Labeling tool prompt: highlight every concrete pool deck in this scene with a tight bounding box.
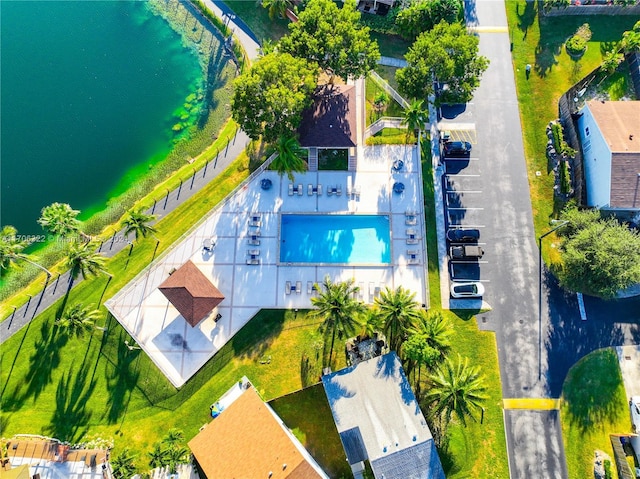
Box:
[106,144,427,387]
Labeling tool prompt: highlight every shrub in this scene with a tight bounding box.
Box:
[604,459,612,479]
[566,23,591,56]
[559,159,571,194]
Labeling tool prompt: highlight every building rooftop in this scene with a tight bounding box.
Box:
[586,100,640,153]
[322,352,445,479]
[298,84,357,148]
[188,384,328,479]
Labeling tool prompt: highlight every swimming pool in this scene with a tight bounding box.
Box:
[280,214,391,264]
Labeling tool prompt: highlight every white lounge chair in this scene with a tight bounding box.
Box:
[285,281,292,294]
[336,186,342,196]
[297,184,304,196]
[247,249,260,256]
[308,184,314,196]
[248,238,260,246]
[406,237,419,245]
[246,258,260,265]
[288,183,294,196]
[316,185,322,196]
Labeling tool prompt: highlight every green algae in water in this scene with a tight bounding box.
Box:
[0,1,204,234]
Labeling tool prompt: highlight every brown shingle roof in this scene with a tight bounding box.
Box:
[586,100,640,153]
[188,387,326,479]
[158,260,224,327]
[610,152,640,208]
[298,84,357,148]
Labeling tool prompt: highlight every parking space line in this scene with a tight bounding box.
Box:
[448,224,486,228]
[444,157,480,161]
[450,260,489,264]
[447,207,484,210]
[446,190,483,194]
[445,174,480,177]
[451,279,491,283]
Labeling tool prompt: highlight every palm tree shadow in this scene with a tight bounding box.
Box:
[515,0,537,39]
[21,321,67,404]
[44,360,96,442]
[105,334,140,424]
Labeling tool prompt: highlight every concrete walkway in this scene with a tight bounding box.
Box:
[1,1,263,345]
[617,346,640,398]
[378,56,407,68]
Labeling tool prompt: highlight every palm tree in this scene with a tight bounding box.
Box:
[310,276,366,366]
[374,286,423,352]
[0,225,52,279]
[56,303,101,338]
[402,99,429,141]
[358,310,382,339]
[162,428,185,447]
[111,448,137,479]
[38,202,87,239]
[65,240,108,287]
[271,134,307,181]
[147,443,167,469]
[425,354,487,428]
[123,207,157,242]
[260,0,294,20]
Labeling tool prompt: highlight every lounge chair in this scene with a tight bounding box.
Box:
[336,186,342,196]
[406,237,419,245]
[406,228,416,236]
[354,185,361,199]
[408,257,420,265]
[247,238,260,246]
[405,216,417,226]
[247,249,260,256]
[297,184,303,196]
[358,282,365,300]
[327,188,334,197]
[316,184,322,196]
[246,258,260,265]
[407,249,419,256]
[296,281,302,294]
[203,238,215,252]
[308,184,314,196]
[288,184,294,196]
[285,281,292,294]
[249,219,262,227]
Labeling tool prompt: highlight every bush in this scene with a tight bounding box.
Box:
[559,159,571,194]
[566,23,591,56]
[603,459,612,479]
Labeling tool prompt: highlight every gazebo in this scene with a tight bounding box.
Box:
[158,260,224,327]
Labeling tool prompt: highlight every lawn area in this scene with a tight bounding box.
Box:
[365,75,405,126]
[561,348,631,479]
[369,31,411,59]
[1,304,347,473]
[270,384,351,479]
[505,1,639,263]
[223,0,290,44]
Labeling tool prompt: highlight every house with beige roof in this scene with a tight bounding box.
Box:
[577,100,640,213]
[188,379,329,479]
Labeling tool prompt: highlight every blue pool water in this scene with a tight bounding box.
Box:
[280,214,391,264]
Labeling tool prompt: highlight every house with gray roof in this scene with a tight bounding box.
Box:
[321,352,446,479]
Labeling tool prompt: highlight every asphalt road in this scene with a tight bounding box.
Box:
[441,2,640,478]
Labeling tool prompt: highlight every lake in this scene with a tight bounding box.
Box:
[1,1,203,236]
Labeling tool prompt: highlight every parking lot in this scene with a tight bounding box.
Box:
[439,118,492,300]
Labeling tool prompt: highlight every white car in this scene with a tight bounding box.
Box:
[631,396,640,432]
[450,281,485,298]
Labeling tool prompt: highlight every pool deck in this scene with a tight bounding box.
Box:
[106,144,427,387]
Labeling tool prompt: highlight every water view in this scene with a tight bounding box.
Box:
[1,1,203,235]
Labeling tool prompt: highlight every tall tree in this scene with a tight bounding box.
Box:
[374,286,423,352]
[260,0,294,19]
[558,214,640,298]
[403,311,452,382]
[396,21,489,104]
[65,241,108,287]
[123,207,157,242]
[279,0,380,81]
[396,0,463,42]
[56,303,101,339]
[425,354,487,427]
[0,225,52,278]
[231,52,318,143]
[111,448,137,479]
[271,134,307,180]
[402,99,429,140]
[310,277,366,366]
[621,20,640,53]
[38,202,87,239]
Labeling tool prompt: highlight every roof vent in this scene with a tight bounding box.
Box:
[282,464,287,470]
[268,472,273,478]
[413,435,417,442]
[383,446,387,453]
[630,134,634,141]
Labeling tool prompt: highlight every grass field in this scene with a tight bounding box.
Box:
[561,348,632,479]
[224,0,290,43]
[505,1,639,264]
[365,76,405,126]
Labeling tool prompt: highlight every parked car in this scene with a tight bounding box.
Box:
[447,228,480,243]
[449,245,484,260]
[443,140,472,157]
[450,281,485,298]
[631,396,640,432]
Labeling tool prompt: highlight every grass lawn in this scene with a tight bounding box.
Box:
[561,348,631,479]
[1,303,347,473]
[505,1,639,264]
[270,384,351,478]
[369,31,411,59]
[223,0,290,44]
[365,76,405,126]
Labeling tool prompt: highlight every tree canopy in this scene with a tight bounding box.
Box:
[231,52,318,143]
[395,0,463,41]
[557,208,640,298]
[279,0,380,81]
[396,21,489,103]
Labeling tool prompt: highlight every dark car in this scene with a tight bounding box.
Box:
[443,141,472,157]
[449,245,484,260]
[446,228,480,243]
